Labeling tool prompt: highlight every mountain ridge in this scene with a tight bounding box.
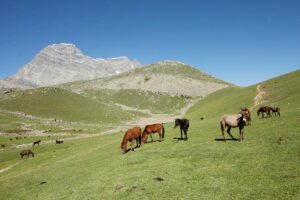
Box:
[0,43,141,89]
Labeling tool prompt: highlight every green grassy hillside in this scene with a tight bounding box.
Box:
[0,87,136,124]
[0,70,299,199]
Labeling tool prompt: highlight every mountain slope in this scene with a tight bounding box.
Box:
[0,43,141,89]
[62,60,231,97]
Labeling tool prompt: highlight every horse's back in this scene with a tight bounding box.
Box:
[221,114,240,127]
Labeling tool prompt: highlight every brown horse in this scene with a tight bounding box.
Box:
[141,123,165,144]
[271,107,280,117]
[257,106,271,118]
[121,126,142,154]
[33,140,41,148]
[220,111,248,142]
[20,149,34,159]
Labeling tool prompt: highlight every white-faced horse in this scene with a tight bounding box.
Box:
[220,110,249,142]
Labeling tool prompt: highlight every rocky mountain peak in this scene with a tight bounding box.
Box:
[0,43,141,89]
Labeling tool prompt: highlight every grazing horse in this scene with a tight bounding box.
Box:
[56,140,64,144]
[20,149,34,159]
[257,106,271,118]
[220,111,248,142]
[174,118,189,140]
[121,126,142,154]
[271,107,280,117]
[32,140,41,148]
[141,123,165,144]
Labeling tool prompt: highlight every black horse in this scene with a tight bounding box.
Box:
[56,140,64,144]
[32,140,41,148]
[174,118,190,140]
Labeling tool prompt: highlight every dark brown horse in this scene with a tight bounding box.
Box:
[56,140,64,144]
[257,106,271,118]
[141,123,165,144]
[174,118,189,140]
[20,149,34,159]
[220,111,248,142]
[271,107,280,117]
[32,140,41,148]
[121,126,142,154]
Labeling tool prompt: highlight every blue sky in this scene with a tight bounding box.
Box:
[0,0,299,86]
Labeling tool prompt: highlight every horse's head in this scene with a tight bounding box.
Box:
[121,129,130,154]
[240,108,251,121]
[141,129,148,145]
[174,119,180,129]
[237,113,248,125]
[30,150,35,157]
[121,140,127,154]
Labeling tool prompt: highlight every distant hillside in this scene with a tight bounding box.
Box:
[0,43,141,89]
[61,60,231,97]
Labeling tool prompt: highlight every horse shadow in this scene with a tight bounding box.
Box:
[173,137,187,141]
[214,138,239,142]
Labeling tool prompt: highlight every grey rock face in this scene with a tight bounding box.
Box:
[1,43,141,88]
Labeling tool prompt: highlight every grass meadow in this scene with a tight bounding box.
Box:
[0,70,299,199]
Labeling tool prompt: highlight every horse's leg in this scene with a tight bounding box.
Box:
[221,122,226,141]
[278,111,280,117]
[131,139,135,152]
[149,133,154,142]
[184,128,188,141]
[227,127,236,140]
[158,130,162,142]
[180,128,183,140]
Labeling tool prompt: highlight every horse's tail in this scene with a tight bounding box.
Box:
[257,109,260,117]
[162,123,165,139]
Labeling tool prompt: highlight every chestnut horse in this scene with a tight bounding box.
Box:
[271,107,280,117]
[20,149,34,159]
[121,126,142,154]
[257,106,271,118]
[141,123,165,144]
[220,110,248,142]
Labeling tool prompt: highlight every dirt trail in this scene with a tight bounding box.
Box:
[9,99,198,149]
[0,98,199,173]
[0,161,22,174]
[254,85,266,107]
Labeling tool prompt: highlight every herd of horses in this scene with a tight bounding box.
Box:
[19,105,280,157]
[19,139,64,159]
[121,105,280,154]
[257,106,281,118]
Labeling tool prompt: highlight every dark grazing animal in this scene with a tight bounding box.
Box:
[121,126,142,154]
[174,118,190,140]
[257,106,272,118]
[220,111,248,142]
[32,140,41,148]
[271,107,280,117]
[141,123,165,144]
[20,149,34,159]
[56,140,64,144]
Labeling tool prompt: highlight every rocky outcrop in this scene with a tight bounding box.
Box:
[0,43,141,88]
